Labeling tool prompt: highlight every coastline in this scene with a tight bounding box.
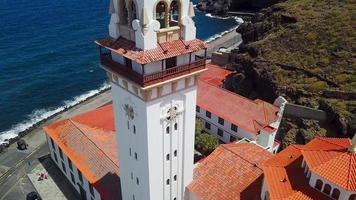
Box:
[0,27,242,147]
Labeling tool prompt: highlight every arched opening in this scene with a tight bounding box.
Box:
[129,0,137,27]
[349,194,356,200]
[323,184,331,195]
[120,0,128,25]
[169,0,180,27]
[331,188,340,200]
[156,1,168,29]
[315,179,323,190]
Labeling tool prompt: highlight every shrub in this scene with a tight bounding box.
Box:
[335,74,351,83]
[195,133,219,156]
[310,81,328,91]
[195,118,204,135]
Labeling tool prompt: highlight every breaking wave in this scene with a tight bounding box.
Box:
[204,16,244,43]
[0,82,110,145]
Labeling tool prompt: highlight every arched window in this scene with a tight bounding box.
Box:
[174,123,178,130]
[315,179,323,190]
[349,194,356,200]
[166,126,170,134]
[169,0,180,27]
[120,0,128,25]
[129,1,137,26]
[156,1,168,29]
[331,188,340,200]
[323,184,331,195]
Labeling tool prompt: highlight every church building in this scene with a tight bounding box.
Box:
[41,0,355,199]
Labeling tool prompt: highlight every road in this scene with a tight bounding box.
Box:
[0,142,48,199]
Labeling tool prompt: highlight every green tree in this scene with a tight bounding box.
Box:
[195,118,204,135]
[195,133,219,156]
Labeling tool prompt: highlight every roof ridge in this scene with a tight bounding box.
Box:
[68,119,119,169]
[347,153,352,190]
[312,152,350,189]
[317,137,350,149]
[199,79,260,105]
[221,144,265,171]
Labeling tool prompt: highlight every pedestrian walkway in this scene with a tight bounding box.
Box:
[27,156,79,200]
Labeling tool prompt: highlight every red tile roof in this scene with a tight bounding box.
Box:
[44,104,275,200]
[262,137,355,200]
[95,36,207,64]
[187,143,273,200]
[300,137,355,191]
[198,65,279,134]
[44,104,121,200]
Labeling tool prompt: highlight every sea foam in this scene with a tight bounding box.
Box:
[0,14,244,145]
[204,16,244,43]
[0,82,110,145]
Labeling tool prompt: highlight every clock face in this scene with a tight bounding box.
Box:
[166,106,178,122]
[123,104,135,120]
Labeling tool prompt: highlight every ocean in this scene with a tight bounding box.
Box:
[0,0,241,143]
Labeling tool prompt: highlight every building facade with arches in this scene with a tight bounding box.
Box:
[261,136,356,200]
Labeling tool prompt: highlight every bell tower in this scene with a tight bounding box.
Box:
[96,0,207,200]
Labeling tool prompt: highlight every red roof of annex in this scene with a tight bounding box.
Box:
[198,65,279,134]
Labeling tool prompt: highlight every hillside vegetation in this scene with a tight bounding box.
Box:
[232,0,355,147]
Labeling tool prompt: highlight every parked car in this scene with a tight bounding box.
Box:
[26,191,41,200]
[17,139,28,150]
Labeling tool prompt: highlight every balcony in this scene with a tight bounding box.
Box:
[100,53,206,87]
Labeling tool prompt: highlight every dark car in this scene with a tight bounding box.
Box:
[17,139,28,150]
[26,191,41,200]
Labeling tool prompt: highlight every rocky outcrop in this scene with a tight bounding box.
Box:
[197,0,283,15]
[228,0,356,146]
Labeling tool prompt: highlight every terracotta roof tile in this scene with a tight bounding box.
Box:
[197,76,279,134]
[44,105,121,200]
[263,137,355,200]
[95,36,207,64]
[188,143,273,200]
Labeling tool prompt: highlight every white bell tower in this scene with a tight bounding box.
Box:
[96,0,207,199]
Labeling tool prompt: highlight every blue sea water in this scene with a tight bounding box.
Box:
[0,0,240,142]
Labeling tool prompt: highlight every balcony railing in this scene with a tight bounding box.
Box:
[100,53,206,87]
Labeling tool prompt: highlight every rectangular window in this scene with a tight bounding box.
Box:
[218,117,224,125]
[196,106,200,113]
[70,173,75,183]
[230,135,237,142]
[205,122,211,130]
[206,111,211,118]
[217,129,223,137]
[89,182,94,196]
[67,157,73,171]
[53,151,58,163]
[77,168,83,183]
[231,124,238,132]
[59,147,64,160]
[61,162,66,173]
[166,56,177,69]
[50,138,55,149]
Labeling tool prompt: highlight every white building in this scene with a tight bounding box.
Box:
[196,64,286,153]
[42,0,356,199]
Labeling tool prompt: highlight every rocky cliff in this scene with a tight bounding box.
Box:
[196,0,281,14]
[228,0,355,147]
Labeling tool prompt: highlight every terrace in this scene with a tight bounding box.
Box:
[100,51,206,87]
